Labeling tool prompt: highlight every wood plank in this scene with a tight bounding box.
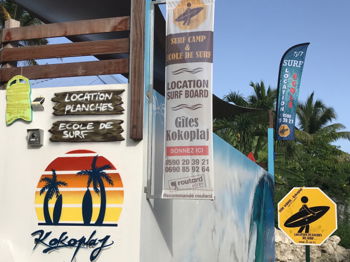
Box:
[1,17,130,43]
[0,39,129,62]
[0,59,129,83]
[129,0,145,141]
[1,19,20,68]
[50,120,124,142]
[52,89,125,116]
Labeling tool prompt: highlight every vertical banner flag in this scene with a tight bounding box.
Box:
[162,0,215,199]
[276,43,309,140]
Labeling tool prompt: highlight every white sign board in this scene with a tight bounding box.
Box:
[163,0,215,199]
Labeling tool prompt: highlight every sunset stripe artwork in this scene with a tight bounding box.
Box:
[35,150,124,226]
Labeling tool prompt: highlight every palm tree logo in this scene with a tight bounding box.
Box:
[77,155,113,225]
[39,169,67,225]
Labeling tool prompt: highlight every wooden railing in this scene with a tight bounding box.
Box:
[0,0,145,140]
[0,17,130,81]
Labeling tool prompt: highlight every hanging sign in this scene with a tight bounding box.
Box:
[49,120,124,142]
[278,187,337,245]
[276,43,309,140]
[52,89,124,115]
[162,0,215,199]
[6,75,32,125]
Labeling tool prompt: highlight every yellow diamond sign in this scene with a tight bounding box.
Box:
[278,187,337,245]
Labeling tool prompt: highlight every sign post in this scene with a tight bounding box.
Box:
[306,245,310,262]
[278,187,337,249]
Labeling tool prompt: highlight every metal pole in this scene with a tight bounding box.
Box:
[305,245,310,262]
[145,0,154,199]
[267,110,275,177]
[268,128,275,177]
[145,0,167,199]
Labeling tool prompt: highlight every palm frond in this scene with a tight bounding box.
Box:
[224,91,249,107]
[101,172,114,186]
[297,92,337,134]
[330,131,350,141]
[96,164,111,172]
[91,155,98,169]
[40,177,53,184]
[320,123,346,133]
[57,181,68,187]
[77,170,91,175]
[39,185,49,195]
[0,1,47,64]
[318,107,336,127]
[295,129,313,143]
[0,4,11,21]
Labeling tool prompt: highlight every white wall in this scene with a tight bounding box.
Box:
[0,84,144,262]
[0,85,274,262]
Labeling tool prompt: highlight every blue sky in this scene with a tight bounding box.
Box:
[213,0,350,153]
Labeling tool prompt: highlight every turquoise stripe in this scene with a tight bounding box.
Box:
[268,128,275,178]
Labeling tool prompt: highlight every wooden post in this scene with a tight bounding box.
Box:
[129,0,145,141]
[1,19,20,69]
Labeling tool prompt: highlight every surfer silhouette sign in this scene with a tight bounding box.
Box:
[175,3,203,26]
[278,187,337,245]
[284,196,329,233]
[173,0,207,30]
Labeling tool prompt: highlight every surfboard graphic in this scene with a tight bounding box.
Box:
[176,6,204,25]
[6,75,32,125]
[284,206,330,228]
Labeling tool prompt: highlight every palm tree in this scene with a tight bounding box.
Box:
[77,155,113,225]
[297,92,350,143]
[39,169,67,224]
[216,81,276,158]
[214,115,260,155]
[224,81,277,110]
[0,0,47,65]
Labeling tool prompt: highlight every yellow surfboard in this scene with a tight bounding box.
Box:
[6,75,32,125]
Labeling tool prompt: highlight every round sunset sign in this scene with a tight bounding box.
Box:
[35,150,124,227]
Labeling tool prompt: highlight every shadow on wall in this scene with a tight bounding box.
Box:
[0,239,14,262]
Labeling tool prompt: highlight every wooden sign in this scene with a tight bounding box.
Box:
[6,75,32,125]
[52,89,124,115]
[49,120,124,142]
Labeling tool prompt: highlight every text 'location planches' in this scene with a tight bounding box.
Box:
[52,90,124,115]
